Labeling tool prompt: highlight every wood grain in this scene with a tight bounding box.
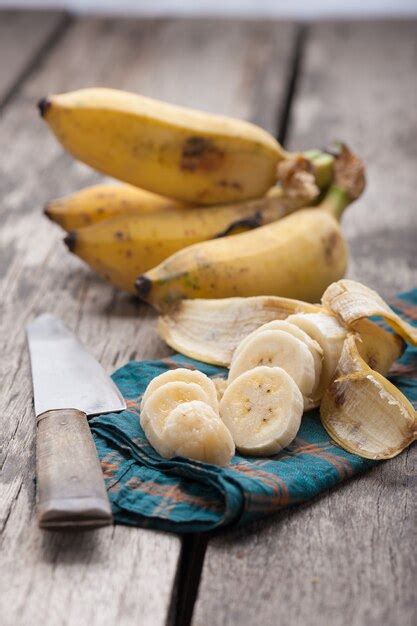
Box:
[193,21,417,626]
[0,16,296,625]
[0,10,67,107]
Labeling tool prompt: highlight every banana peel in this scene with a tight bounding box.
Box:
[158,296,321,366]
[321,334,416,460]
[322,279,417,345]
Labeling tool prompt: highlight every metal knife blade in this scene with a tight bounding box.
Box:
[27,313,126,417]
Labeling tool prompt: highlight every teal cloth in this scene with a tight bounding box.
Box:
[90,290,417,533]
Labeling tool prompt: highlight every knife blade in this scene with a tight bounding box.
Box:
[26,314,126,530]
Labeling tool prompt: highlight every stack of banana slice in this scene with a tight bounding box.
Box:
[156,280,417,463]
[140,368,235,466]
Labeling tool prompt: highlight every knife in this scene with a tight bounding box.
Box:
[26,314,126,530]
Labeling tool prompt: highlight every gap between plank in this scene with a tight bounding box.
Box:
[0,13,73,112]
[276,23,308,146]
[170,533,209,626]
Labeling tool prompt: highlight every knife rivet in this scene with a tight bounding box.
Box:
[60,421,67,426]
[71,476,79,482]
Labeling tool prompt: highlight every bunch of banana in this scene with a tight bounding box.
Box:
[157,279,416,460]
[45,150,333,293]
[39,87,360,302]
[135,145,366,309]
[140,368,234,465]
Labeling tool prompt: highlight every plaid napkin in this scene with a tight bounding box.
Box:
[91,290,417,533]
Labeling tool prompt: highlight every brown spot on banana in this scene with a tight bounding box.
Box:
[180,136,224,172]
[322,230,343,264]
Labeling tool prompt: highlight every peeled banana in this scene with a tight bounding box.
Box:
[141,380,211,456]
[39,88,287,205]
[140,367,218,412]
[164,401,235,466]
[286,312,347,397]
[219,366,303,456]
[136,145,365,310]
[156,278,414,460]
[228,329,316,397]
[140,370,234,464]
[63,186,319,294]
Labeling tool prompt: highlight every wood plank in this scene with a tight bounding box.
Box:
[0,10,67,107]
[0,17,296,626]
[193,21,417,626]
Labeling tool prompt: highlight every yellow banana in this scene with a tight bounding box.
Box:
[64,187,315,294]
[136,145,365,310]
[39,88,286,205]
[45,184,189,230]
[45,151,334,232]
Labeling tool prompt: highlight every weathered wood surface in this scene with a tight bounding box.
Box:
[193,21,417,626]
[0,15,295,626]
[0,11,67,106]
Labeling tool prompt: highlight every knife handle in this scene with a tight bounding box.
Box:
[36,408,113,530]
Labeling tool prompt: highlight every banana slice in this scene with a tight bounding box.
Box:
[213,377,228,403]
[140,381,211,456]
[228,329,316,397]
[164,400,235,465]
[233,320,323,393]
[140,367,218,411]
[219,366,303,455]
[286,312,346,395]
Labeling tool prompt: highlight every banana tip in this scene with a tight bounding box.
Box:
[38,97,51,118]
[64,231,77,252]
[135,275,152,300]
[43,204,53,221]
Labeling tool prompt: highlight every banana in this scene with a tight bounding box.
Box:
[164,401,235,465]
[232,320,323,389]
[140,367,218,412]
[45,184,189,230]
[219,366,303,456]
[228,330,316,398]
[136,145,365,310]
[320,334,416,460]
[286,312,347,396]
[140,381,210,456]
[39,88,286,205]
[63,187,317,294]
[213,378,228,403]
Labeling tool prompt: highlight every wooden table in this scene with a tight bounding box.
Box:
[0,11,416,626]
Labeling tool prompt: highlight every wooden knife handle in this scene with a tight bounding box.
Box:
[36,408,113,530]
